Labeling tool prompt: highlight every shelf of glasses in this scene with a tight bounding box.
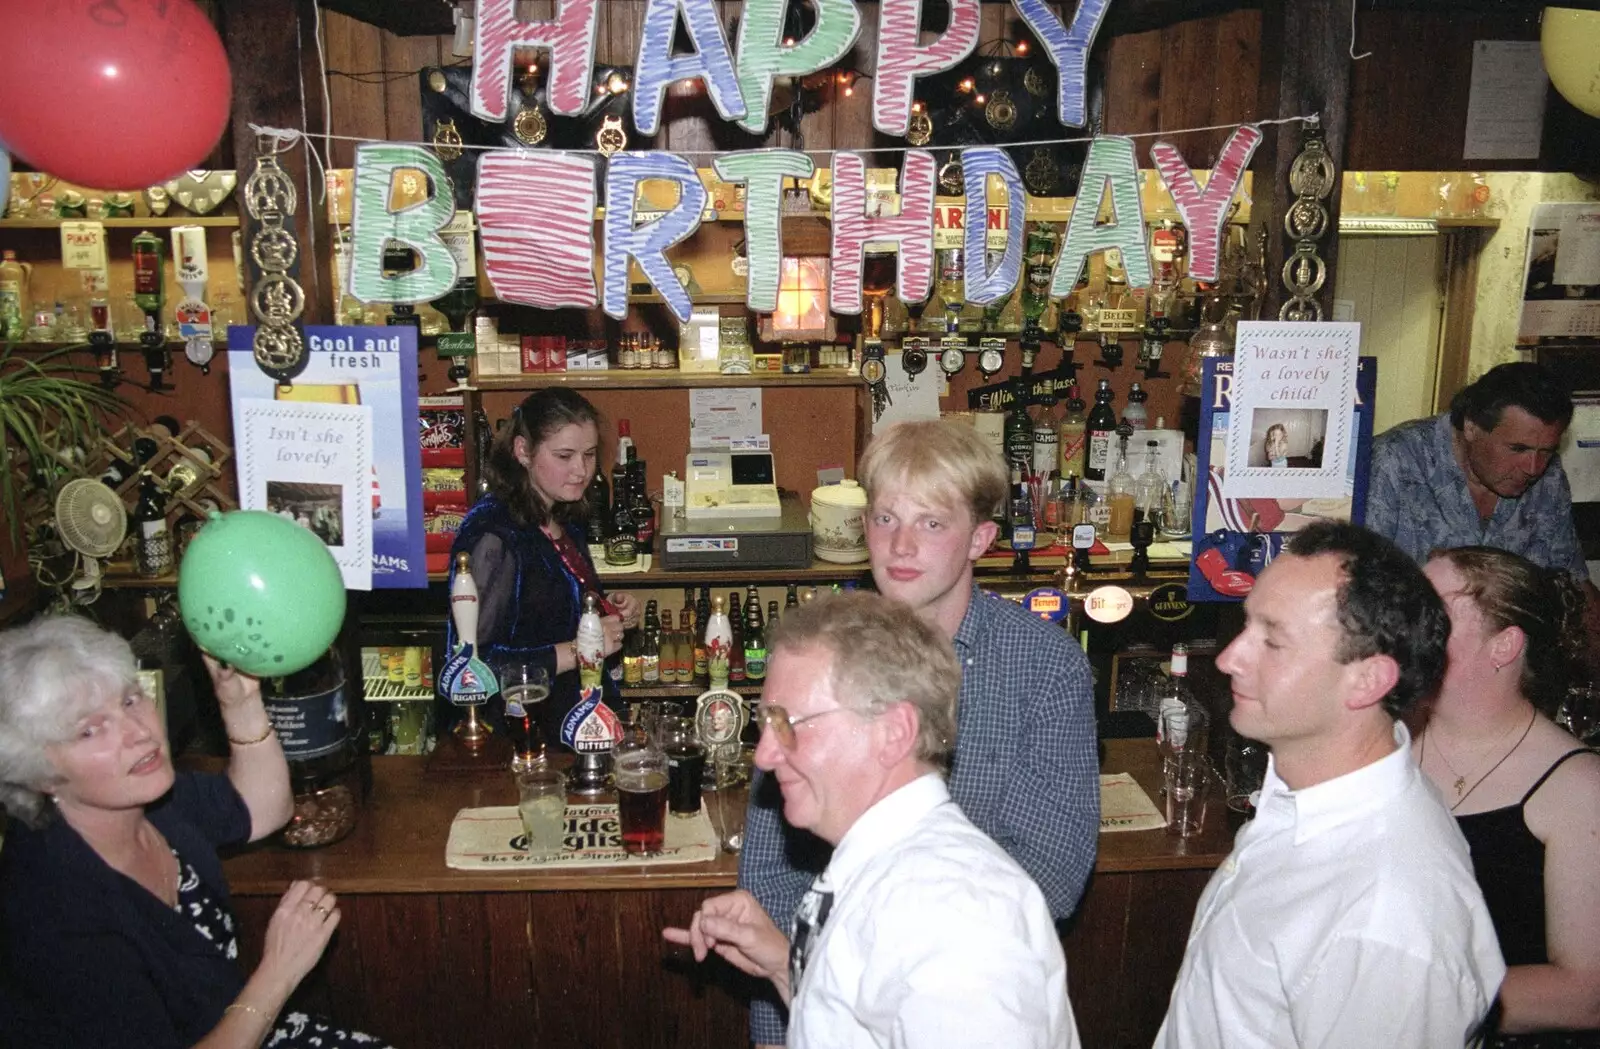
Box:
[0,216,240,229]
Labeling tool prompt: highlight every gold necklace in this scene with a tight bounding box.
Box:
[1424,710,1537,812]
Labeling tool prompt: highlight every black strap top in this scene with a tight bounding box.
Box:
[1455,748,1594,968]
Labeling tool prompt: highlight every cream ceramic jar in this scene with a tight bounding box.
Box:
[810,479,869,564]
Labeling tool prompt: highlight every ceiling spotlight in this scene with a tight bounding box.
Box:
[1015,40,1030,56]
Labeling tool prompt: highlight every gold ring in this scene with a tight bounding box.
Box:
[313,904,331,917]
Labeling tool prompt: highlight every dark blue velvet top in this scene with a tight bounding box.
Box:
[0,772,252,1048]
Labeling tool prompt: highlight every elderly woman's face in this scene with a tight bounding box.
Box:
[45,679,172,815]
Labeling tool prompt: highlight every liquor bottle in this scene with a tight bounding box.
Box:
[1058,384,1088,481]
[1106,434,1137,542]
[704,594,733,689]
[1031,382,1060,480]
[727,590,746,683]
[681,587,697,630]
[644,599,660,636]
[742,585,767,683]
[425,236,473,332]
[1059,273,1087,339]
[615,419,635,469]
[622,629,644,687]
[933,245,965,332]
[131,231,165,319]
[767,599,781,630]
[1084,380,1118,483]
[1008,463,1035,572]
[1155,643,1206,754]
[630,461,656,556]
[584,460,610,544]
[1004,380,1033,473]
[1134,440,1167,526]
[1021,222,1058,333]
[575,593,607,691]
[619,333,638,370]
[1124,383,1148,431]
[785,584,799,611]
[676,608,696,685]
[663,612,685,685]
[696,588,712,635]
[0,250,28,341]
[612,421,634,502]
[605,489,639,567]
[640,618,661,685]
[133,470,173,578]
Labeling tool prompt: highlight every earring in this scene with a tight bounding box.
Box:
[1492,662,1503,673]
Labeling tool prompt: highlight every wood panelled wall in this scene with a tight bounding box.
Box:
[318,5,1589,178]
[320,5,1269,169]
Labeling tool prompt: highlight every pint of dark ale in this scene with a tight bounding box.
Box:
[616,765,668,855]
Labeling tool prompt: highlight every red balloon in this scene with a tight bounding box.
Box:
[0,0,232,190]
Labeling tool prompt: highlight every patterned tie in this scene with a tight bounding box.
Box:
[788,875,835,994]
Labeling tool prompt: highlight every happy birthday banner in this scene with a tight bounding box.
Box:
[343,0,1267,323]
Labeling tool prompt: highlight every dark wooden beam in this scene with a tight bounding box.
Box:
[1251,0,1350,321]
[220,0,334,327]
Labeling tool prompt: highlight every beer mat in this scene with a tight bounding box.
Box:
[445,802,718,870]
[591,550,653,575]
[1098,773,1167,833]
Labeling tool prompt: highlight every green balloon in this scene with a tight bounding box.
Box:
[178,510,347,677]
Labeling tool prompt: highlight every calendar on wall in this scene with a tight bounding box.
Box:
[1519,203,1600,347]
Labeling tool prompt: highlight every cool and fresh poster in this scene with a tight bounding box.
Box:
[1187,353,1377,602]
[228,326,427,589]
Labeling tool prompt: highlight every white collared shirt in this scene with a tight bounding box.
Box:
[788,774,1080,1049]
[1155,722,1505,1049]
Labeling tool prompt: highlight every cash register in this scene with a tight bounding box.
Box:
[685,449,783,519]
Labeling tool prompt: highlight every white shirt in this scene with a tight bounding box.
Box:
[1155,723,1505,1049]
[788,774,1080,1049]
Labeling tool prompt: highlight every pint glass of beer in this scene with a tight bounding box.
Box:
[613,724,668,856]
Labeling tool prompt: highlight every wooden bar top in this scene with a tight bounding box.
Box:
[220,738,1236,896]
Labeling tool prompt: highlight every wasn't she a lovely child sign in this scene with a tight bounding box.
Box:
[343,0,1265,326]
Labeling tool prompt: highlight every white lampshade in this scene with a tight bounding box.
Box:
[1542,7,1600,118]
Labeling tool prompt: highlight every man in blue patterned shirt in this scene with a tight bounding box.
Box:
[1366,362,1598,651]
[738,419,1100,1047]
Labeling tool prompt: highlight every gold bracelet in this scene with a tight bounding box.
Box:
[224,1002,270,1020]
[227,723,275,747]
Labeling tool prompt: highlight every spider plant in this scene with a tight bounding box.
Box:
[0,342,129,546]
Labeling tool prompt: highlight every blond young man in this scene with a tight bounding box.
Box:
[738,420,1099,1047]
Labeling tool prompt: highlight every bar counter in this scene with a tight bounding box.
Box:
[222,739,1235,1049]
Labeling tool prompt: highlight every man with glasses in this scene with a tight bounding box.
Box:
[665,593,1080,1049]
[738,419,1098,1047]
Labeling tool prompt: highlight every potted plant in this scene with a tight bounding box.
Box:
[0,342,129,568]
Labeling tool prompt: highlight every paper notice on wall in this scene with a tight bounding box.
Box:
[873,349,943,434]
[1561,402,1600,503]
[59,221,109,294]
[1463,40,1548,160]
[1224,321,1360,500]
[236,398,374,590]
[689,387,762,448]
[1554,207,1600,288]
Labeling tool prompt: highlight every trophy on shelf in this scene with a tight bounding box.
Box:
[441,551,499,748]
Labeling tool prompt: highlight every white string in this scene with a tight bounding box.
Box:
[1350,0,1372,60]
[314,0,333,194]
[244,112,1319,160]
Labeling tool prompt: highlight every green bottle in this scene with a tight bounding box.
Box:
[131,231,165,320]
